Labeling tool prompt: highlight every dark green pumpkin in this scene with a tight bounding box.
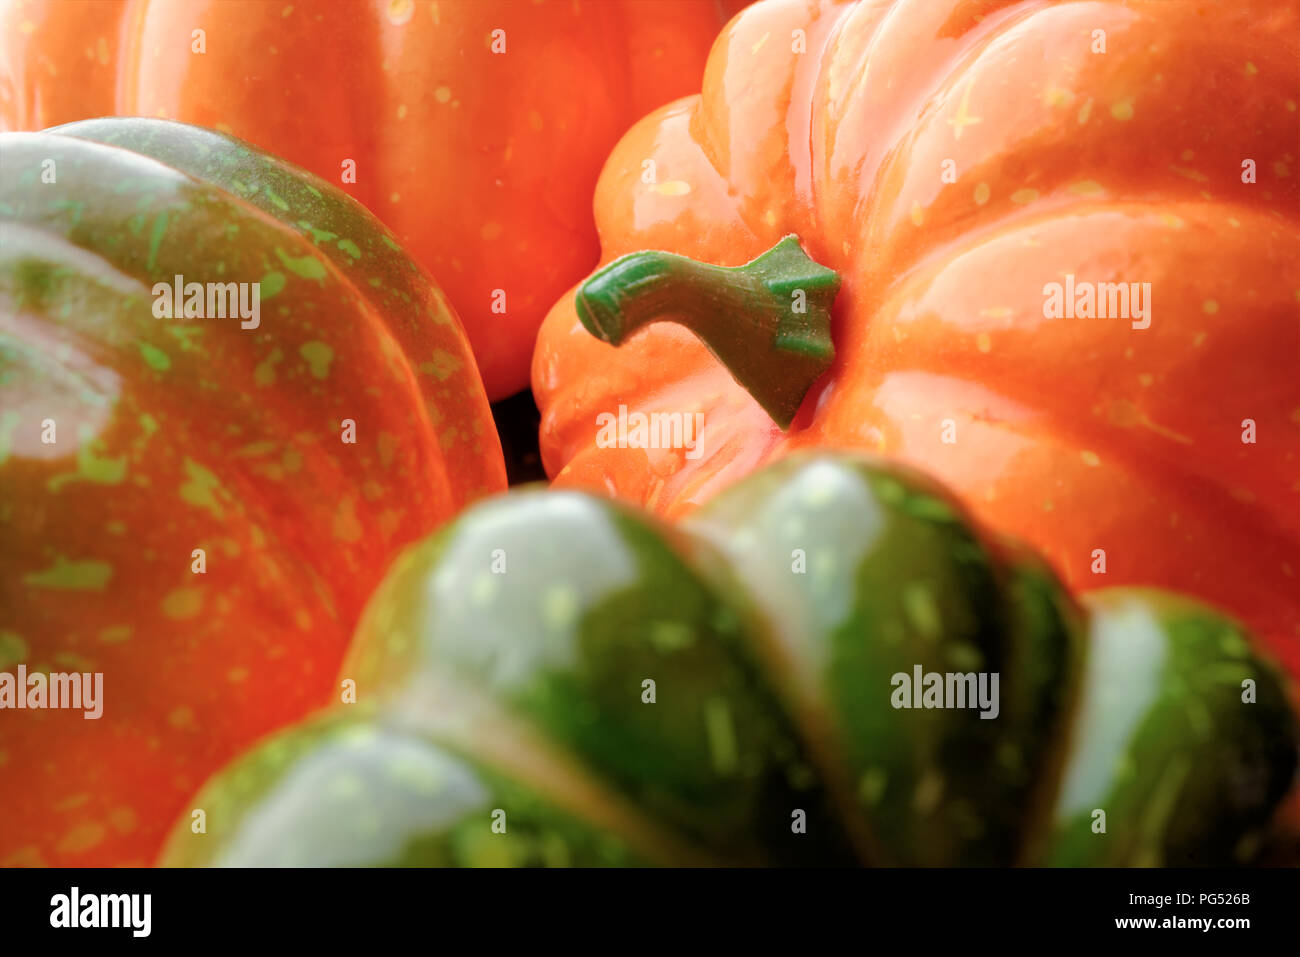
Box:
[159,454,1299,866]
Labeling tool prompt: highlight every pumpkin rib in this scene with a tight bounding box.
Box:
[378,673,721,868]
[49,118,506,503]
[844,367,1300,562]
[816,0,1299,280]
[840,206,1300,537]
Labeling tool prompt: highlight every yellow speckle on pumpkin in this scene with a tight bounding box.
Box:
[1158,212,1184,229]
[480,221,502,240]
[1170,165,1208,183]
[973,182,990,205]
[528,109,544,132]
[1068,180,1104,196]
[947,78,982,139]
[179,458,224,518]
[1273,160,1290,179]
[420,350,461,383]
[978,306,1011,319]
[333,496,363,543]
[434,85,451,104]
[396,104,407,120]
[1193,331,1208,347]
[108,807,138,835]
[1286,99,1297,112]
[254,347,283,387]
[1043,86,1072,107]
[910,202,924,226]
[299,341,334,380]
[976,332,992,353]
[1180,149,1195,161]
[98,625,132,644]
[1202,299,1219,315]
[751,31,770,55]
[1138,373,1154,387]
[58,823,105,855]
[161,587,205,620]
[1110,98,1135,121]
[1081,450,1101,467]
[1077,97,1094,124]
[652,180,691,196]
[913,769,945,814]
[1245,61,1258,75]
[764,209,778,227]
[1010,188,1038,205]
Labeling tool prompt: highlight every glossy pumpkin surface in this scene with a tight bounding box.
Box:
[0,117,505,865]
[160,454,1298,867]
[533,0,1300,679]
[0,0,739,398]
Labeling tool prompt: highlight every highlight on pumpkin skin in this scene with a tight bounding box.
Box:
[574,236,841,429]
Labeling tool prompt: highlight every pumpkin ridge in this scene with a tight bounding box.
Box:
[51,123,473,511]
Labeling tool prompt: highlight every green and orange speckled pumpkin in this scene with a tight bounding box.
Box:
[159,455,1299,867]
[0,117,505,866]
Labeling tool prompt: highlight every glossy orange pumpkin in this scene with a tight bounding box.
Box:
[534,0,1300,677]
[0,0,739,399]
[0,118,504,866]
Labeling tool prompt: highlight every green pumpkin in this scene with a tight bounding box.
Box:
[159,454,1298,867]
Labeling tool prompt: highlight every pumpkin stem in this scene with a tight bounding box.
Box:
[574,235,841,429]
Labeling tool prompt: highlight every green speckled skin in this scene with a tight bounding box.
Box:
[159,706,652,869]
[1041,591,1298,866]
[160,454,1299,867]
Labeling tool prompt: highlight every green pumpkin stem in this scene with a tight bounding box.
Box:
[574,235,841,429]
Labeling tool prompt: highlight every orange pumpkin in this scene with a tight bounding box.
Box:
[534,0,1300,677]
[0,0,739,399]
